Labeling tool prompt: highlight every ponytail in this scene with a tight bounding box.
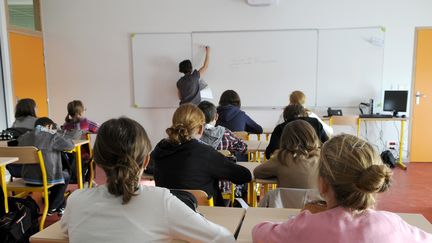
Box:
[94,117,151,204]
[166,104,205,144]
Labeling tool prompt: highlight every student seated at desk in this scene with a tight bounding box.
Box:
[198,101,247,155]
[151,104,252,206]
[6,98,38,177]
[12,98,37,130]
[253,134,432,243]
[276,90,333,137]
[265,104,328,159]
[61,117,235,243]
[62,100,99,139]
[18,117,74,216]
[216,90,263,134]
[254,120,320,189]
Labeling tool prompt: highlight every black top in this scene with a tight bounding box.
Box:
[177,70,201,105]
[151,139,252,206]
[265,117,329,159]
[216,105,263,134]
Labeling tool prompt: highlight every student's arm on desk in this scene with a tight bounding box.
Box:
[244,114,263,134]
[208,151,252,184]
[53,134,75,151]
[166,190,235,243]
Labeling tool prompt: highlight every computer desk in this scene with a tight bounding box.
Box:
[323,116,407,169]
[358,117,408,170]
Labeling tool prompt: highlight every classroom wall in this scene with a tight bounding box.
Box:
[40,0,432,158]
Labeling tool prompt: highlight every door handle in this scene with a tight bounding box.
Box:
[416,91,427,105]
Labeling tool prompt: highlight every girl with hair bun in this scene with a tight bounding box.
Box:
[151,104,252,206]
[61,117,235,242]
[253,134,432,243]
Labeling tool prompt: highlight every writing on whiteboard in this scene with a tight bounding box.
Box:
[230,57,278,69]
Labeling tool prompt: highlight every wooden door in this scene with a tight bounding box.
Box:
[410,28,432,162]
[9,30,48,117]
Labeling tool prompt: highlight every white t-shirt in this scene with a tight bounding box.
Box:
[61,185,234,243]
[276,111,334,137]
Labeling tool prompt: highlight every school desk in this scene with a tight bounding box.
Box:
[0,157,18,213]
[245,140,261,162]
[238,162,277,207]
[236,207,432,242]
[69,140,90,189]
[29,206,246,243]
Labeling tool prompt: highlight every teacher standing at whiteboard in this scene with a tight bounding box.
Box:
[177,46,210,105]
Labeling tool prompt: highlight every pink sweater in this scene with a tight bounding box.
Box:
[252,207,432,243]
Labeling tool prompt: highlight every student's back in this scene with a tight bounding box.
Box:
[253,134,432,243]
[152,138,251,206]
[61,117,235,243]
[64,184,232,243]
[216,90,262,134]
[18,125,74,184]
[62,100,98,139]
[152,104,252,206]
[12,98,37,130]
[265,104,328,159]
[254,120,320,189]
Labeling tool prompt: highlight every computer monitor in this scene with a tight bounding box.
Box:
[383,90,408,117]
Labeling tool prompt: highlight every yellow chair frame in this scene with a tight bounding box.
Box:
[172,189,214,206]
[0,146,52,231]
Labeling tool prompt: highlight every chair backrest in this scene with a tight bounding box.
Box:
[258,188,318,208]
[178,189,213,206]
[233,131,249,141]
[218,150,231,157]
[0,146,40,164]
[329,116,358,126]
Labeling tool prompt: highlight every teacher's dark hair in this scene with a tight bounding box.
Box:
[219,90,241,108]
[179,60,193,74]
[93,117,152,204]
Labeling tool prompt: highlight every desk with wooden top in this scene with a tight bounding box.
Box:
[237,207,432,242]
[0,157,19,213]
[245,141,269,162]
[30,206,246,243]
[238,162,277,207]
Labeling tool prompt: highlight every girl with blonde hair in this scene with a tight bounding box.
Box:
[253,134,432,243]
[276,90,333,137]
[151,104,252,206]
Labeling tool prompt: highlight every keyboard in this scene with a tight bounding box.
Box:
[359,114,393,118]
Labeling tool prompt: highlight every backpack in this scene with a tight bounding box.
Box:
[381,150,396,168]
[0,187,40,243]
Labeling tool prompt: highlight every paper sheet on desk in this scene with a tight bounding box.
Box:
[200,86,213,99]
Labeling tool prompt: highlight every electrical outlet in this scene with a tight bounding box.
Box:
[386,141,398,150]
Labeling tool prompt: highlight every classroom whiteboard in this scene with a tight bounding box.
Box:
[316,28,385,107]
[191,30,318,107]
[132,33,191,108]
[131,27,384,108]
